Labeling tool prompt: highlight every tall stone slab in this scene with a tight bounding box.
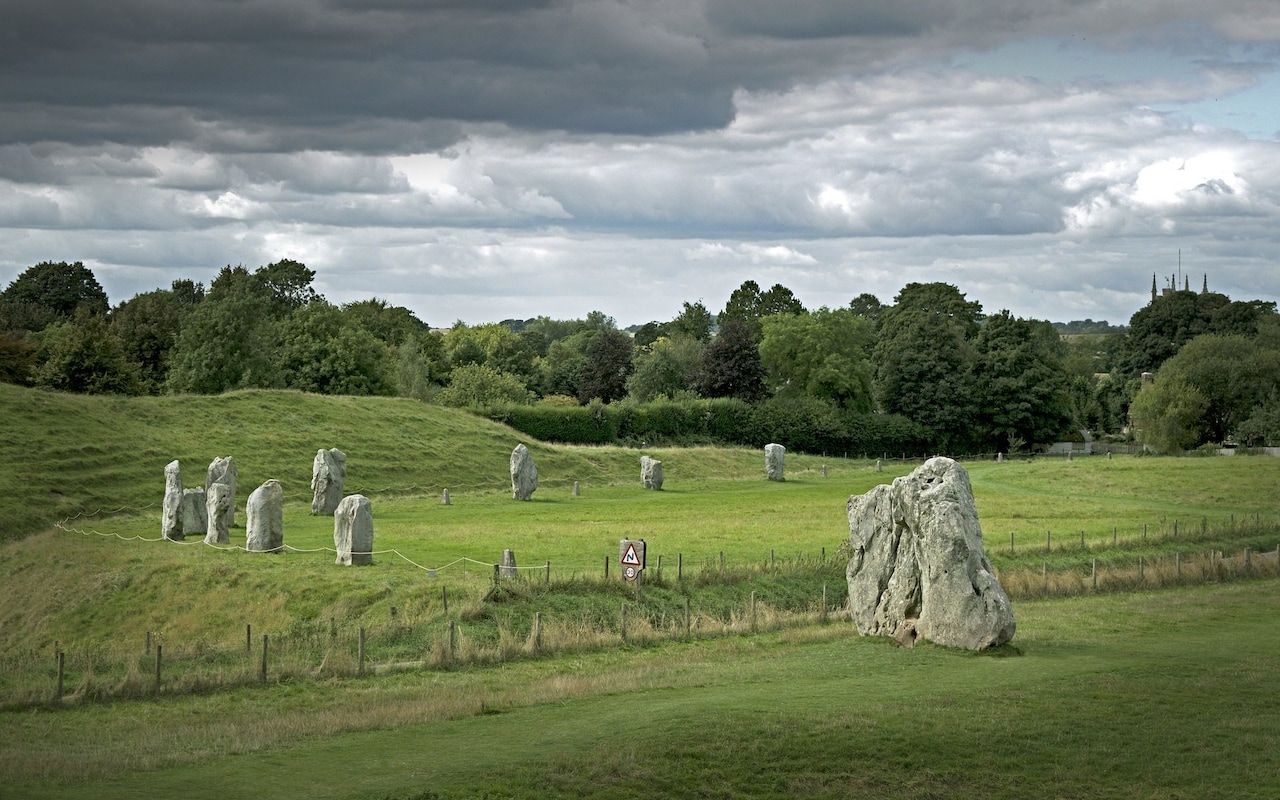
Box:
[162,460,183,540]
[765,443,785,482]
[334,494,373,566]
[245,479,284,553]
[846,457,1015,650]
[205,456,238,529]
[311,448,347,516]
[180,487,208,536]
[641,456,664,490]
[204,482,232,544]
[510,444,538,501]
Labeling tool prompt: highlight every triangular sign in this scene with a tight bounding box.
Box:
[621,542,641,566]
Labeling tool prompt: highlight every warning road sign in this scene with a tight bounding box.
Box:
[618,538,646,580]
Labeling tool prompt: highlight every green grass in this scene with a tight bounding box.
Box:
[6,386,1280,798]
[3,580,1278,799]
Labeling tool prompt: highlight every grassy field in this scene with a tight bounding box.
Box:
[4,386,1280,798]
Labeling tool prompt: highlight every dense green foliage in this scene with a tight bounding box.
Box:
[4,261,1280,453]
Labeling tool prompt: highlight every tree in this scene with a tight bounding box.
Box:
[1151,334,1280,444]
[668,301,715,342]
[0,330,37,385]
[341,298,428,347]
[272,302,392,395]
[627,335,705,402]
[0,261,109,331]
[632,321,666,349]
[696,317,765,403]
[969,311,1072,449]
[1117,289,1231,377]
[1130,376,1209,453]
[256,259,319,312]
[435,363,534,407]
[848,293,884,324]
[758,308,875,411]
[874,283,983,450]
[166,277,275,394]
[34,311,141,395]
[719,280,804,339]
[578,327,633,403]
[110,289,187,393]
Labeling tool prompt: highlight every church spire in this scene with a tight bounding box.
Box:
[1202,273,1208,294]
[1152,273,1157,304]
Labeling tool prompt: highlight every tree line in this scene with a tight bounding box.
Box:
[2,260,1277,454]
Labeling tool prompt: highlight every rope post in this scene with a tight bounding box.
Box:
[259,634,268,684]
[492,563,500,585]
[1046,531,1051,553]
[155,644,162,690]
[533,612,542,653]
[1080,530,1085,549]
[246,623,252,654]
[55,650,64,701]
[656,554,662,582]
[770,549,775,569]
[1010,532,1015,554]
[1091,559,1097,590]
[678,553,683,581]
[358,627,366,676]
[604,555,609,580]
[545,560,551,584]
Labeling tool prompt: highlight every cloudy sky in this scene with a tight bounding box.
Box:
[3,0,1280,327]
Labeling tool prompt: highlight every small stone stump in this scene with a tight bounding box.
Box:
[311,448,347,516]
[510,444,538,501]
[499,548,518,578]
[641,456,664,490]
[765,443,785,482]
[205,456,238,529]
[204,482,232,544]
[245,480,284,553]
[180,487,208,536]
[334,494,373,566]
[162,460,183,540]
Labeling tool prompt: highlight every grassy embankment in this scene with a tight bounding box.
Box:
[3,384,1280,797]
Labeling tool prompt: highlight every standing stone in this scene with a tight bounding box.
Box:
[204,482,232,544]
[245,480,284,553]
[765,443,785,482]
[845,457,1015,650]
[442,488,451,505]
[205,456,238,529]
[641,456,664,490]
[334,494,373,566]
[180,487,208,536]
[310,448,347,516]
[510,444,538,501]
[499,548,518,578]
[162,460,183,540]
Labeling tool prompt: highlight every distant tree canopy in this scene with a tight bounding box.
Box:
[9,260,1280,455]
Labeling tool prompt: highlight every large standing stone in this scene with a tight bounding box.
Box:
[180,487,208,536]
[499,548,518,578]
[641,456,664,490]
[765,443,785,482]
[510,444,538,501]
[245,479,284,553]
[162,460,183,540]
[334,494,373,566]
[205,456,238,529]
[311,448,347,516]
[845,456,1015,650]
[204,482,232,545]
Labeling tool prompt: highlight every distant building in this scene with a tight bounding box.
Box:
[1151,272,1208,303]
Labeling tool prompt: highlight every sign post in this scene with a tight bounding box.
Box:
[619,538,646,582]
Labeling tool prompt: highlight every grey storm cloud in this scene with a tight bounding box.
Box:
[3,0,1280,326]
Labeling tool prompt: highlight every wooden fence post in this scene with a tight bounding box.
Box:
[678,553,683,581]
[259,634,268,684]
[604,555,609,580]
[1091,559,1097,590]
[545,560,551,584]
[55,650,64,700]
[1010,532,1015,554]
[246,623,252,654]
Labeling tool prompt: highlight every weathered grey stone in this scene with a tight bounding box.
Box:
[245,480,284,553]
[765,443,785,481]
[641,456,664,490]
[162,460,183,540]
[499,548,518,578]
[205,456,238,529]
[334,494,373,566]
[204,482,232,544]
[510,444,538,501]
[845,456,1015,651]
[180,487,208,536]
[311,448,347,515]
